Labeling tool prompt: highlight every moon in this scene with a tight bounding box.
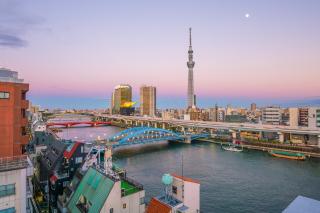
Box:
[245,13,250,18]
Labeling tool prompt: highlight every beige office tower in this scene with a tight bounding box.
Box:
[140,85,156,117]
[111,84,132,114]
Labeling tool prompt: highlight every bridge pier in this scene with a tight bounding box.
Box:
[278,132,284,143]
[184,136,192,144]
[318,135,320,148]
[230,130,237,140]
[255,131,262,140]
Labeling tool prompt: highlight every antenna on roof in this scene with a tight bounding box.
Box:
[181,150,184,179]
[181,150,185,204]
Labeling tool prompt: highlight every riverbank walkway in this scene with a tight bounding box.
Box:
[199,138,320,158]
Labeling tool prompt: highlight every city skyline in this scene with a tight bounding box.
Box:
[1,0,320,109]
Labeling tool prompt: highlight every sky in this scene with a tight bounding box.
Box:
[0,0,320,109]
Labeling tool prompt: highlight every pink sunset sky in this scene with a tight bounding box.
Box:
[0,0,319,108]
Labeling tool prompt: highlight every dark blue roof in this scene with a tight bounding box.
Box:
[283,196,320,213]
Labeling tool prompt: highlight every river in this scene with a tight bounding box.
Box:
[56,124,320,213]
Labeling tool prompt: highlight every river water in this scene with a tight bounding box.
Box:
[56,125,320,213]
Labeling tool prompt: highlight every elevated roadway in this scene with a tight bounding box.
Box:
[96,115,320,135]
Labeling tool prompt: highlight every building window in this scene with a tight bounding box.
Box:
[172,185,177,194]
[0,207,16,213]
[21,127,27,136]
[76,195,91,213]
[75,157,83,164]
[109,208,113,213]
[0,184,15,198]
[0,92,10,99]
[21,91,26,100]
[139,197,145,205]
[123,203,126,209]
[63,181,69,187]
[21,109,26,118]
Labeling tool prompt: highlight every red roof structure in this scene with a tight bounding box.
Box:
[63,142,80,159]
[146,197,171,213]
[171,173,200,184]
[50,175,58,184]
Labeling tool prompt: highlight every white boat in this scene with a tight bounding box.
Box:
[222,146,243,152]
[221,143,243,152]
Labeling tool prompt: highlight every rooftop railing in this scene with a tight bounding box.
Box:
[0,155,30,172]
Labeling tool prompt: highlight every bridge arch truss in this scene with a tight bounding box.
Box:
[110,127,184,147]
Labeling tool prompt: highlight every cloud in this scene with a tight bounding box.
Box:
[0,33,27,47]
[0,1,44,48]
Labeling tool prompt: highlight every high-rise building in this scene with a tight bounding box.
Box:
[0,68,29,157]
[0,68,33,213]
[298,108,309,127]
[140,85,156,117]
[307,107,320,129]
[289,108,299,127]
[209,104,219,122]
[187,28,196,109]
[218,110,225,122]
[226,104,232,116]
[111,84,132,114]
[290,107,320,128]
[262,106,281,125]
[251,103,257,111]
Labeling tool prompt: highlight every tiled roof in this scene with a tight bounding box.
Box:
[67,167,114,213]
[146,197,171,213]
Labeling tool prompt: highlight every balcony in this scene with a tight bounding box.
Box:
[21,100,29,109]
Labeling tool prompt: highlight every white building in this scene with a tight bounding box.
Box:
[65,167,145,213]
[218,110,225,122]
[289,107,320,129]
[289,108,299,127]
[0,156,34,213]
[308,107,320,129]
[147,173,200,213]
[262,106,281,125]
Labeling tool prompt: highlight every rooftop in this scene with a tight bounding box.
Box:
[0,155,30,172]
[171,173,200,184]
[146,197,171,213]
[156,195,182,208]
[121,179,142,197]
[283,196,320,213]
[0,68,24,83]
[67,167,115,213]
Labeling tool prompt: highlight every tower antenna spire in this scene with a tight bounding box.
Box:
[189,27,192,46]
[187,27,195,108]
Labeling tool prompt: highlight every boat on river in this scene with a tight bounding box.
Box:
[221,143,243,152]
[269,150,306,160]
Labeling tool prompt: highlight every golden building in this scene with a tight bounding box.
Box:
[111,84,132,114]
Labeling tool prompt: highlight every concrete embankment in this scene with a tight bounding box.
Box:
[198,138,320,158]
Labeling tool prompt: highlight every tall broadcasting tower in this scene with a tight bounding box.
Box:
[187,28,196,108]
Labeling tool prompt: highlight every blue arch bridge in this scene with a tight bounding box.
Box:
[108,127,210,148]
